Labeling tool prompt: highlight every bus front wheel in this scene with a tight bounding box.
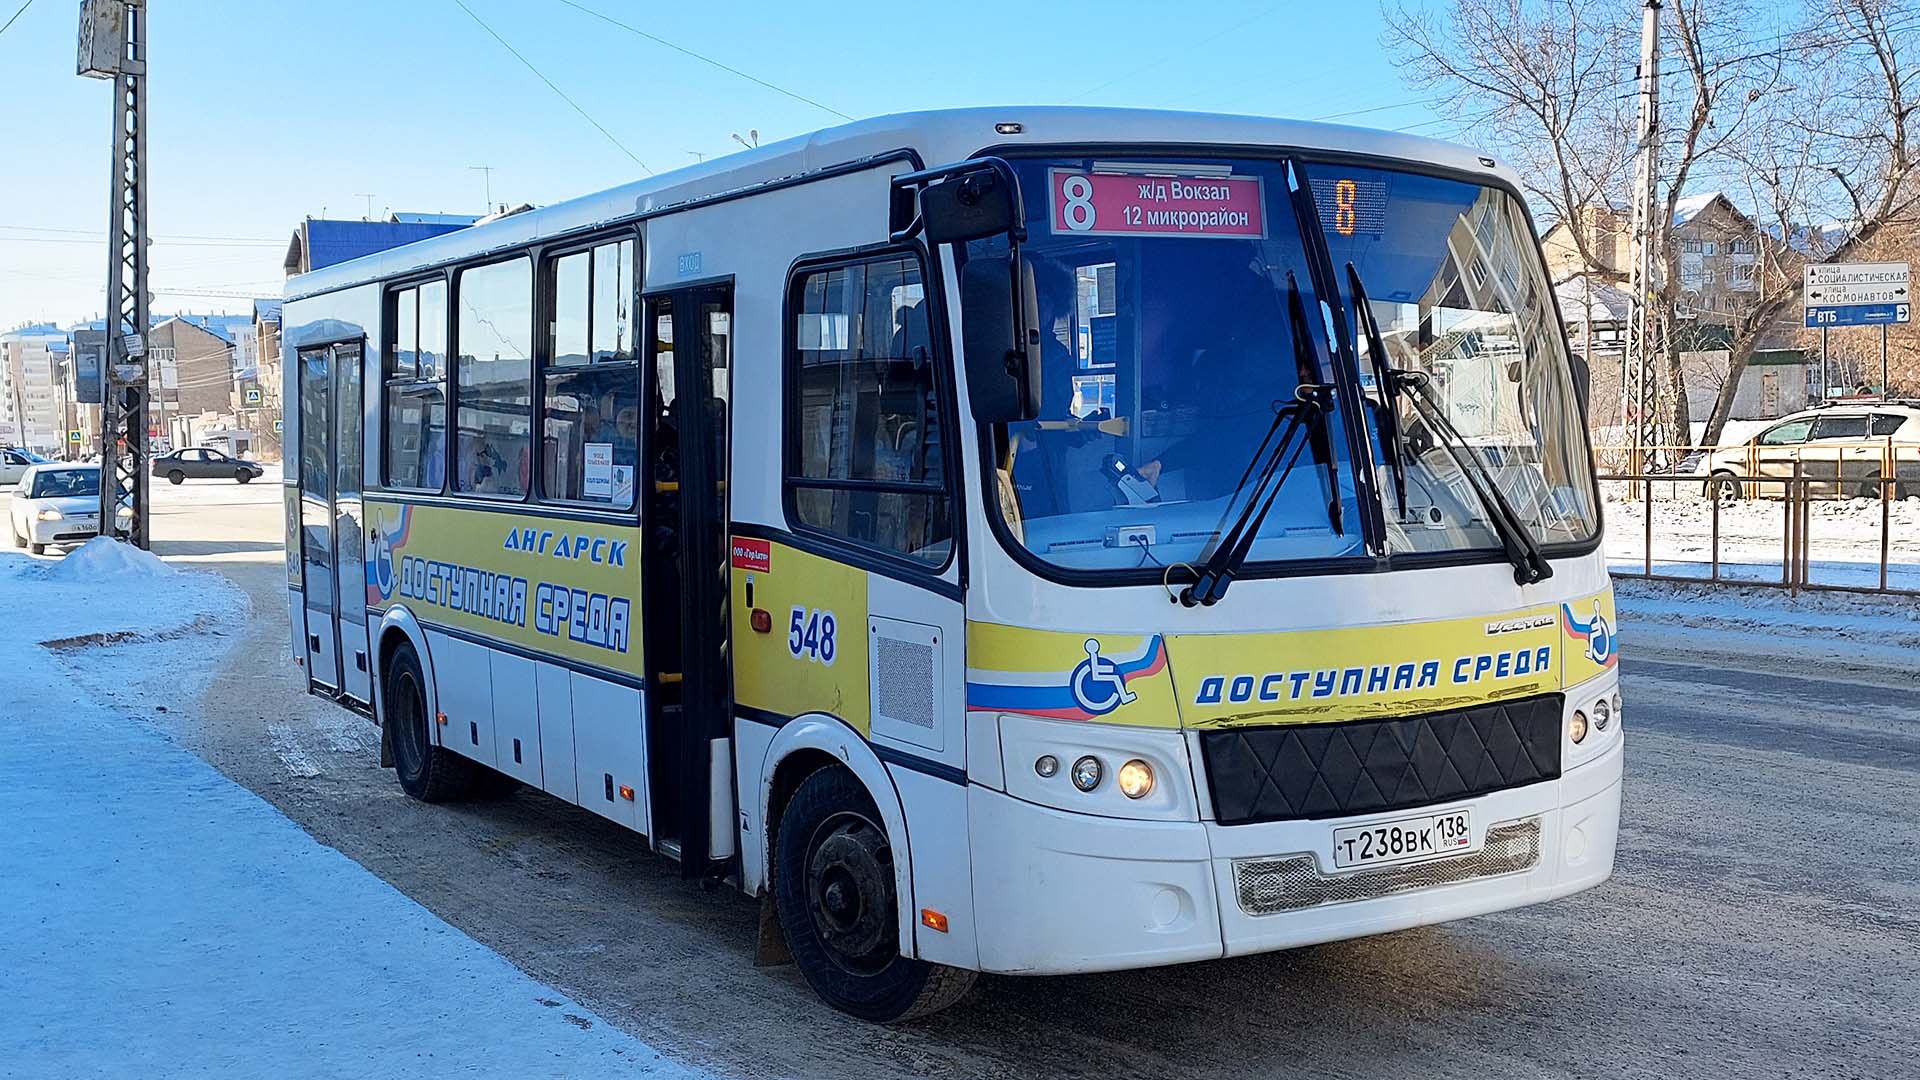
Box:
[384,639,488,802]
[773,766,975,1022]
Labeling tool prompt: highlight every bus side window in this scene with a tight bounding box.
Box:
[384,280,448,490]
[454,257,534,499]
[786,252,952,567]
[541,237,639,506]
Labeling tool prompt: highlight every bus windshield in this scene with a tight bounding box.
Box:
[973,153,1596,577]
[1307,163,1598,556]
[974,155,1363,574]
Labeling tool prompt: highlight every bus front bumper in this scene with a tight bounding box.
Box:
[966,736,1621,975]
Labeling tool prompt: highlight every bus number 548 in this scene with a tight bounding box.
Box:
[788,607,837,665]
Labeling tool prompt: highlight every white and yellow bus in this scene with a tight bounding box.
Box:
[283,108,1621,1022]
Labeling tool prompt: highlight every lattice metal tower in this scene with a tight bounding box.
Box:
[79,0,150,546]
[1623,0,1667,470]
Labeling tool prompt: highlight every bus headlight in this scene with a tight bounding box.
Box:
[1592,697,1611,731]
[1070,755,1102,792]
[1569,709,1589,744]
[1117,759,1154,799]
[1034,754,1059,778]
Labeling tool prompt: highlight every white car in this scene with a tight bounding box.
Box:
[1696,403,1920,500]
[0,447,51,487]
[8,464,109,554]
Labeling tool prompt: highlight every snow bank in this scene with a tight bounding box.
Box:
[1616,576,1920,669]
[0,543,706,1078]
[1603,483,1920,591]
[42,535,176,581]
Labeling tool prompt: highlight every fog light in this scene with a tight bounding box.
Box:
[1117,759,1154,799]
[1070,755,1102,792]
[1034,754,1059,778]
[1569,710,1589,744]
[1592,697,1611,731]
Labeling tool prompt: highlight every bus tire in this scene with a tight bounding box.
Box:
[383,639,487,803]
[773,765,976,1022]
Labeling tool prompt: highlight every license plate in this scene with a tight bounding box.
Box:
[1332,809,1473,870]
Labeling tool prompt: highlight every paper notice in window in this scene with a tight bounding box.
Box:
[584,442,613,498]
[611,464,634,506]
[1050,168,1266,239]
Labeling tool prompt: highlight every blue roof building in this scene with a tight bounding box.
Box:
[284,214,479,276]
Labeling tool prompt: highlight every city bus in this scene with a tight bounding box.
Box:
[282,108,1621,1022]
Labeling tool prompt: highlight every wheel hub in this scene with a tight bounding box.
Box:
[805,813,896,975]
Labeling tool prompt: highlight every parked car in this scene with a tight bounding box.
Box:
[151,446,265,485]
[0,446,51,487]
[8,464,114,554]
[1694,403,1920,500]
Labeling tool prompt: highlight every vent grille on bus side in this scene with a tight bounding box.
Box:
[874,635,936,730]
[1200,694,1563,825]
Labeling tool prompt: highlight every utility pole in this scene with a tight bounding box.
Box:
[79,0,150,547]
[1624,0,1665,470]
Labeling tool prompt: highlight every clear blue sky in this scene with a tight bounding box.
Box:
[0,0,1450,329]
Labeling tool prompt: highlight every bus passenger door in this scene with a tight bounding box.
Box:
[642,283,734,876]
[296,345,340,693]
[331,341,371,701]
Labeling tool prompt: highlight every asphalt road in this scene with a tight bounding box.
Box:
[23,479,1920,1079]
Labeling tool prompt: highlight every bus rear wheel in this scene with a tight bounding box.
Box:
[773,766,975,1022]
[383,639,488,802]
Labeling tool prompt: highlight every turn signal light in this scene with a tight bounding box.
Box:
[618,784,635,801]
[750,608,772,633]
[921,908,949,933]
[436,711,448,725]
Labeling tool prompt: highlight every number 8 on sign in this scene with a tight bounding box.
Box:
[1334,178,1358,236]
[1061,175,1096,231]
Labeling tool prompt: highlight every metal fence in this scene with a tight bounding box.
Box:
[1598,445,1920,596]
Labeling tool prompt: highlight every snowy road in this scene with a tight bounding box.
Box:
[8,478,1918,1078]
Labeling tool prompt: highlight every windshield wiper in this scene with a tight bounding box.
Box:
[1404,373,1553,585]
[1346,264,1409,518]
[1344,264,1550,585]
[1179,273,1342,607]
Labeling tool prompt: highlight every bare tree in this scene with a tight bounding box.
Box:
[1383,0,1781,446]
[1383,0,1638,279]
[1700,0,1920,441]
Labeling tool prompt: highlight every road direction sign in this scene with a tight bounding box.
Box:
[1805,302,1910,328]
[1805,261,1910,327]
[1806,261,1909,287]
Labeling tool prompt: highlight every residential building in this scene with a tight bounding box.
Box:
[0,323,69,454]
[1541,192,1811,423]
[283,213,478,276]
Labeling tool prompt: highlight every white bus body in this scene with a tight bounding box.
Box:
[283,108,1621,1021]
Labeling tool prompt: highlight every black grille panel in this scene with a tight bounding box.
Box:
[1200,694,1563,825]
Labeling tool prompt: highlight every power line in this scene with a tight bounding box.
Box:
[448,0,652,174]
[0,0,37,40]
[552,0,853,122]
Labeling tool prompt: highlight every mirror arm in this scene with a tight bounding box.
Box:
[888,156,1027,244]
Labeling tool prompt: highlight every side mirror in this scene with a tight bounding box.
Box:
[918,171,1019,246]
[1568,352,1590,414]
[960,255,1041,424]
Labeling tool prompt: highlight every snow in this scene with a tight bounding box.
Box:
[43,535,176,580]
[0,547,707,1079]
[1614,575,1920,670]
[1601,482,1920,591]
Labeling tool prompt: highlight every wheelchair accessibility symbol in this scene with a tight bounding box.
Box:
[1070,638,1137,716]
